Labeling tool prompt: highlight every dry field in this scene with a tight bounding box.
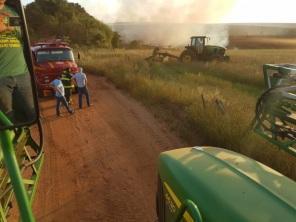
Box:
[77,39,296,179]
[229,36,296,49]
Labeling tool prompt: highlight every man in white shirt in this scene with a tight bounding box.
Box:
[72,67,91,109]
[51,76,74,116]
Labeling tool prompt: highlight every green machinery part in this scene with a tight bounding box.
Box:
[157,147,296,222]
[253,64,296,156]
[0,111,44,221]
[175,199,203,222]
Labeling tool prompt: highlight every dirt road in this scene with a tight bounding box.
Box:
[32,74,184,222]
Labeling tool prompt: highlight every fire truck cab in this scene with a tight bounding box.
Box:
[31,40,79,96]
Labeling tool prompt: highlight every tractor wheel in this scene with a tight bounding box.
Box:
[180,50,194,63]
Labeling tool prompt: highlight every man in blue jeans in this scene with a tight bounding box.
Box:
[72,67,91,109]
[50,77,74,116]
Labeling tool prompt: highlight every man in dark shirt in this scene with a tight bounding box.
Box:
[61,68,74,104]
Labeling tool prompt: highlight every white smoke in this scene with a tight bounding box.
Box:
[112,23,230,47]
[107,0,234,47]
[69,0,234,47]
[112,0,235,23]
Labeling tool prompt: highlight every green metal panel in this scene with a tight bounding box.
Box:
[158,147,296,222]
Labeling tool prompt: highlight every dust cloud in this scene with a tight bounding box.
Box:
[109,0,235,47]
[112,23,230,47]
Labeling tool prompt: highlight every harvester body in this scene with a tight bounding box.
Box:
[31,40,79,96]
[180,36,229,62]
[157,147,296,222]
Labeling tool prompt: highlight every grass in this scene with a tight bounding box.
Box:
[78,48,296,179]
[163,49,296,89]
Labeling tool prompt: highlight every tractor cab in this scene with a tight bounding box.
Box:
[190,36,208,54]
[180,36,229,63]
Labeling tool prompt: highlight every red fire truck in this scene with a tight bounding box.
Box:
[31,40,79,96]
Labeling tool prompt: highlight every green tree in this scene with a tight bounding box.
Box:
[111,32,122,48]
[25,0,116,47]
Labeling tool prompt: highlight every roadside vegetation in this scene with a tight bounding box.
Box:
[79,48,296,179]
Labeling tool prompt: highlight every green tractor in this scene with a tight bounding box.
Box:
[180,36,230,63]
[156,64,296,221]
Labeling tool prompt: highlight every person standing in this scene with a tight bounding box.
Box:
[72,67,91,109]
[50,76,74,116]
[61,68,74,104]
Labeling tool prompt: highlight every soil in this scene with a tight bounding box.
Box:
[31,75,184,222]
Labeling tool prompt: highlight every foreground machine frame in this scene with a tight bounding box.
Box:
[0,112,44,221]
[157,147,296,222]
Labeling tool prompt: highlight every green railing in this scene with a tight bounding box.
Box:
[0,111,44,221]
[175,199,203,222]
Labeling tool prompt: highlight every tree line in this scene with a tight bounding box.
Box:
[25,0,121,48]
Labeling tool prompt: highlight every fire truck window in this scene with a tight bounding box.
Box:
[0,0,37,129]
[36,49,74,63]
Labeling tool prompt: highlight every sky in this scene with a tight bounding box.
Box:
[22,0,296,23]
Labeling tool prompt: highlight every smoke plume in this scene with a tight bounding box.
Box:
[112,23,230,47]
[108,0,235,47]
[113,0,235,23]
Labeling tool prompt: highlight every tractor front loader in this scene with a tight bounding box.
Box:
[145,47,179,63]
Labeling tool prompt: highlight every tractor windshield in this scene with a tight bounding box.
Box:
[191,38,197,46]
[191,38,205,47]
[36,49,74,63]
